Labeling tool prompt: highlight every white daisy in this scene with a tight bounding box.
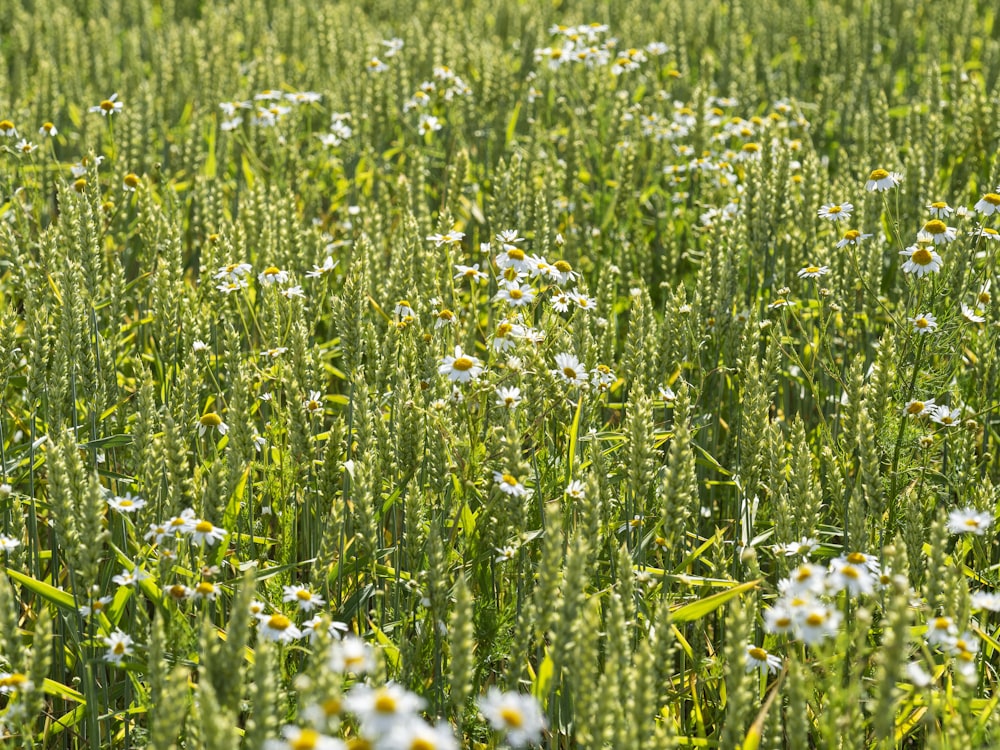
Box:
[438,346,484,383]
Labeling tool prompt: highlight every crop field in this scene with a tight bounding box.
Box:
[1,0,1000,747]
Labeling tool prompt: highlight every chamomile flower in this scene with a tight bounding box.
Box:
[744,645,782,674]
[973,192,1000,216]
[903,398,935,417]
[39,122,57,137]
[495,386,522,409]
[78,594,112,617]
[418,114,443,135]
[344,683,426,737]
[14,138,37,154]
[817,202,853,222]
[197,412,229,436]
[929,404,961,427]
[899,245,943,276]
[122,173,140,191]
[973,225,1000,242]
[572,293,597,310]
[946,508,993,535]
[478,689,546,748]
[258,613,304,643]
[215,262,253,281]
[780,563,827,597]
[836,229,873,247]
[909,313,937,334]
[865,168,902,192]
[258,266,289,285]
[434,308,457,328]
[426,231,465,247]
[796,604,842,644]
[107,492,146,514]
[797,265,829,279]
[112,566,150,587]
[366,57,389,73]
[328,635,376,674]
[90,93,123,116]
[264,727,344,750]
[925,616,957,646]
[191,581,220,601]
[438,346,484,383]
[306,256,338,278]
[918,220,958,245]
[189,519,227,546]
[493,471,530,498]
[763,602,796,635]
[454,263,488,283]
[827,556,876,596]
[961,304,985,323]
[0,120,16,137]
[553,352,589,386]
[0,535,20,552]
[971,591,1000,612]
[380,718,459,750]
[282,584,325,612]
[103,630,134,663]
[927,201,954,218]
[495,546,518,562]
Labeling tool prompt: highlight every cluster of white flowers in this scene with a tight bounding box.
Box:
[763,553,885,645]
[144,507,228,547]
[533,23,667,77]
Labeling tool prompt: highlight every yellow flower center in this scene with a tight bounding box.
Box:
[795,568,813,582]
[742,142,760,152]
[437,309,453,321]
[73,178,87,192]
[804,266,820,274]
[805,613,825,627]
[42,122,55,132]
[869,168,889,180]
[502,473,518,486]
[452,356,474,371]
[113,642,126,654]
[100,100,116,112]
[923,220,947,235]
[289,728,319,750]
[509,288,523,300]
[411,739,435,750]
[374,692,397,713]
[826,206,842,214]
[933,617,951,630]
[983,228,999,237]
[842,565,860,579]
[0,120,14,131]
[497,323,512,337]
[195,520,214,533]
[507,248,525,261]
[120,499,134,507]
[983,193,1000,206]
[931,201,948,208]
[500,707,524,728]
[296,589,313,601]
[914,318,929,328]
[123,173,140,188]
[200,413,222,427]
[262,266,281,276]
[846,552,866,564]
[747,647,768,660]
[169,585,188,599]
[562,367,578,379]
[195,582,215,595]
[775,615,792,628]
[911,248,933,265]
[965,518,980,528]
[267,614,291,630]
[554,260,572,273]
[0,673,28,689]
[843,230,860,241]
[321,697,342,716]
[979,291,991,304]
[906,402,925,414]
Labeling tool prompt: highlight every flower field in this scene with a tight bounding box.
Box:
[2,0,1000,747]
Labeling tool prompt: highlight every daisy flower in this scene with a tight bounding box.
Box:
[258,266,289,285]
[166,584,192,603]
[899,245,943,276]
[553,352,589,386]
[495,545,518,562]
[306,256,337,278]
[283,584,326,612]
[903,398,935,417]
[925,615,957,646]
[917,220,958,245]
[39,122,57,137]
[927,201,954,218]
[797,265,829,279]
[971,591,1000,612]
[366,57,389,73]
[0,120,16,137]
[827,556,876,596]
[189,519,227,546]
[946,508,993,535]
[264,726,345,750]
[961,304,985,323]
[112,567,150,587]
[304,390,324,413]
[15,138,37,154]
[493,471,530,498]
[973,192,1000,216]
[191,581,219,601]
[328,635,376,674]
[103,630,134,663]
[478,689,546,748]
[89,93,123,116]
[380,718,458,750]
[836,229,873,247]
[426,231,465,247]
[565,480,586,500]
[865,168,902,192]
[434,309,457,328]
[495,386,522,409]
[796,604,842,645]
[817,202,853,222]
[973,226,1000,242]
[257,613,304,643]
[744,645,782,674]
[572,293,597,310]
[344,683,426,737]
[909,313,937,334]
[78,595,112,617]
[107,492,146,514]
[929,404,961,427]
[197,412,229,437]
[438,346,484,383]
[763,602,796,635]
[453,263,488,283]
[0,534,20,552]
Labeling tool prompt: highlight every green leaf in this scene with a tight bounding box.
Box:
[4,567,76,612]
[670,579,760,622]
